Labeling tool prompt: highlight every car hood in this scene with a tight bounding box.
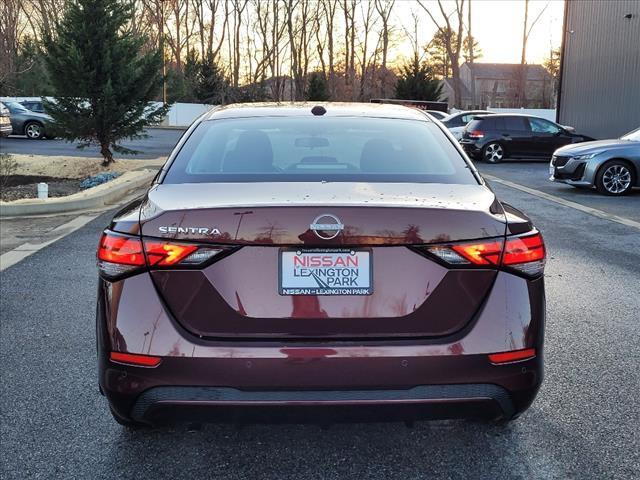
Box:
[554,139,636,155]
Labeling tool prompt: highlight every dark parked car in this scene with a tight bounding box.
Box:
[460,114,594,163]
[97,103,546,428]
[550,126,640,195]
[441,110,495,140]
[0,101,55,139]
[19,100,46,114]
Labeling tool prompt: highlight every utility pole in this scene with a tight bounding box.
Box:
[468,0,476,108]
[158,0,167,105]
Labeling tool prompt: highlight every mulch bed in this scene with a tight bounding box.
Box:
[1,175,82,202]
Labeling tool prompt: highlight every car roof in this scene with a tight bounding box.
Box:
[203,102,432,122]
[442,110,493,120]
[474,113,552,119]
[452,110,493,115]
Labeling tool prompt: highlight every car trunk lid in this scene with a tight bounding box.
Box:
[140,182,506,339]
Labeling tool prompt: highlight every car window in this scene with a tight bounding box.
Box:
[492,117,506,130]
[528,118,561,134]
[164,117,477,185]
[446,115,463,127]
[466,119,483,131]
[3,102,29,114]
[478,117,496,129]
[504,117,530,131]
[22,102,42,112]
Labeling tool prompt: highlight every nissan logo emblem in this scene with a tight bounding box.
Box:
[310,214,344,240]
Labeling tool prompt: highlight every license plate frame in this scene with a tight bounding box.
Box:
[278,248,373,296]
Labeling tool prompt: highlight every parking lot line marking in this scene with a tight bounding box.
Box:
[0,213,100,271]
[483,174,640,231]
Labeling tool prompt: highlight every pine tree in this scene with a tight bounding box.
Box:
[195,55,229,104]
[305,72,329,101]
[44,0,169,165]
[395,59,443,101]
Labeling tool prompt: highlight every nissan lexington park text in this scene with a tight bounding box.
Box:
[96,103,546,427]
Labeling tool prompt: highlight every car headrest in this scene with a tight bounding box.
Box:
[223,130,275,172]
[360,138,395,172]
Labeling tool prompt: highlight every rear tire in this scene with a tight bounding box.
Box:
[595,160,635,196]
[482,142,505,163]
[24,121,44,140]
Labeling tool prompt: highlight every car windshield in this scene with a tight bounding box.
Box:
[3,101,29,114]
[621,127,640,141]
[163,116,477,185]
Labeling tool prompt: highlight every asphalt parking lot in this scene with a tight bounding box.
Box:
[475,161,640,222]
[0,128,184,159]
[1,166,639,479]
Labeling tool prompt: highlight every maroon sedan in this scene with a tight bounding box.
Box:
[96,103,546,427]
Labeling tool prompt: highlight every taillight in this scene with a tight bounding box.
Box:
[467,130,484,139]
[110,351,161,367]
[97,231,230,279]
[144,240,199,266]
[502,233,546,276]
[451,240,503,265]
[488,348,536,365]
[423,231,546,277]
[97,232,145,278]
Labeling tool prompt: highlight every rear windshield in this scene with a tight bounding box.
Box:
[467,118,488,130]
[163,116,477,184]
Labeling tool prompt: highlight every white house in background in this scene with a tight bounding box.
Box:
[441,62,554,110]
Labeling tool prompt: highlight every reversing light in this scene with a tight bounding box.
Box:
[488,348,536,364]
[179,248,225,265]
[110,351,162,367]
[427,246,470,264]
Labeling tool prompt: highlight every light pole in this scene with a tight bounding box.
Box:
[233,211,254,240]
[158,0,167,105]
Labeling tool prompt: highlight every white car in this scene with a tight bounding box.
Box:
[0,103,11,137]
[441,110,494,140]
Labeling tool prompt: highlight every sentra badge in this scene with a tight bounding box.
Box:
[158,226,221,235]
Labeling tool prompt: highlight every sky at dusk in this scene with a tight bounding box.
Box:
[392,0,565,65]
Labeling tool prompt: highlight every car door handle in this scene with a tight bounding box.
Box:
[501,133,511,138]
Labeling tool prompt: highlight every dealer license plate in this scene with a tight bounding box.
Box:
[279,248,372,296]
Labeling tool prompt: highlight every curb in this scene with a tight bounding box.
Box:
[0,169,156,217]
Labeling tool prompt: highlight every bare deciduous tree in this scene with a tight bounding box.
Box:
[417,0,465,107]
[518,0,549,107]
[374,0,394,98]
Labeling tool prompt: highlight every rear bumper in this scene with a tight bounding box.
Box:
[97,270,545,424]
[129,383,522,424]
[459,140,482,157]
[100,348,542,424]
